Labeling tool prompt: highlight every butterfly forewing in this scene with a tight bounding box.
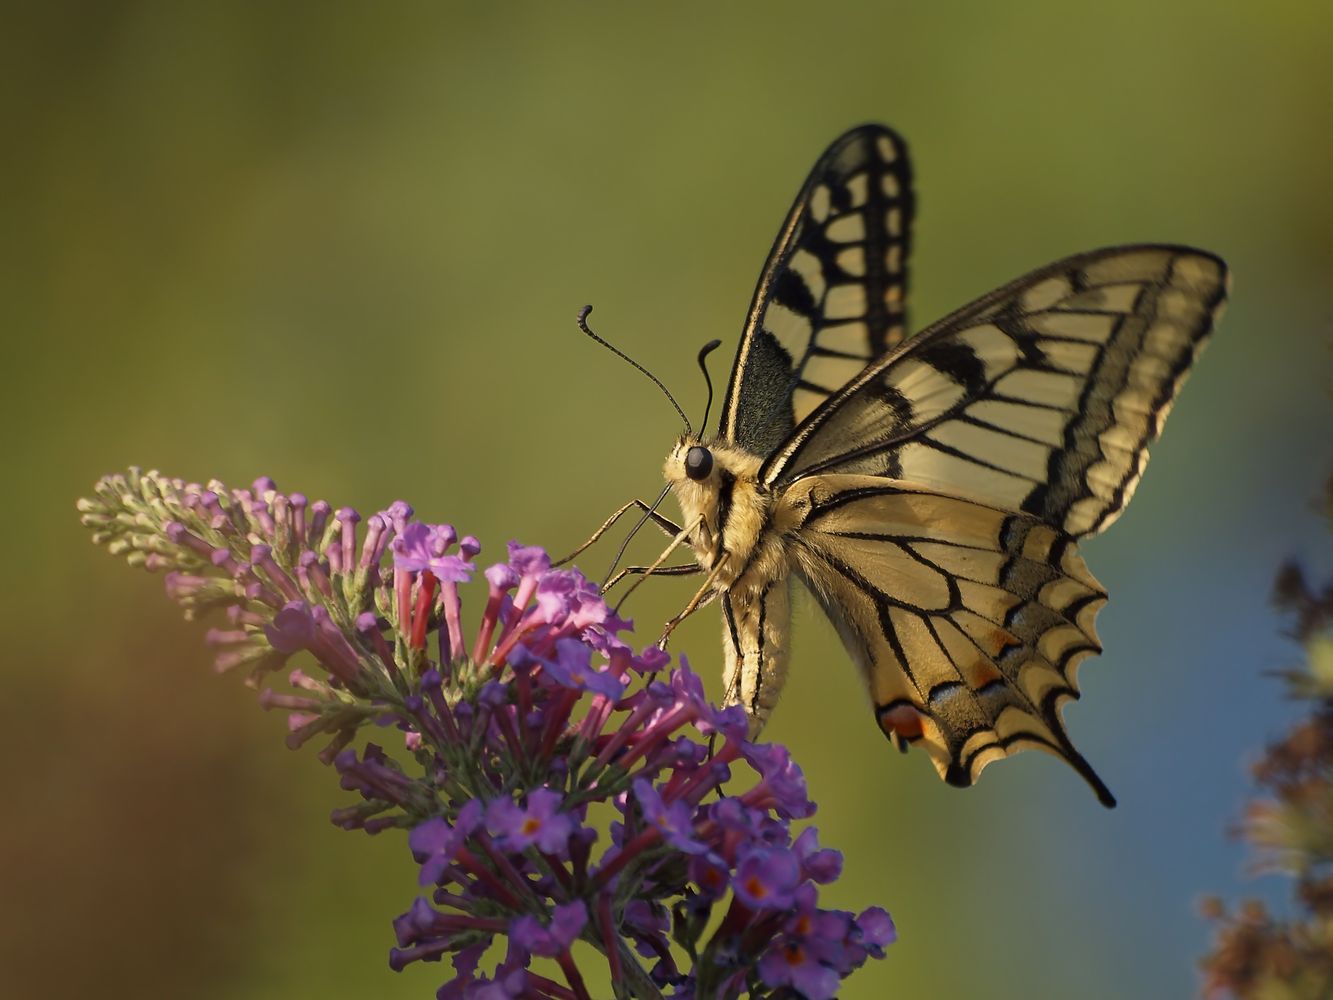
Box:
[762,245,1229,538]
[719,125,915,459]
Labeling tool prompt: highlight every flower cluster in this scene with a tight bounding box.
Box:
[80,469,894,998]
[1198,478,1333,999]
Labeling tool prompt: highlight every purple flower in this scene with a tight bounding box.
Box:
[769,886,897,980]
[635,645,672,673]
[733,846,802,911]
[530,569,609,630]
[410,800,483,886]
[703,705,750,742]
[392,522,474,582]
[708,795,765,837]
[469,970,530,999]
[670,737,708,769]
[432,554,475,585]
[624,898,670,944]
[758,939,842,1000]
[688,853,731,900]
[667,658,747,740]
[485,563,521,593]
[794,827,843,884]
[510,900,587,957]
[743,742,815,819]
[264,600,316,654]
[854,906,897,957]
[564,574,612,630]
[80,469,895,997]
[477,680,508,709]
[162,570,208,602]
[390,896,440,947]
[669,660,709,710]
[541,638,627,700]
[434,944,489,1000]
[381,500,413,532]
[785,886,855,967]
[506,541,550,577]
[486,788,573,855]
[632,779,706,854]
[391,523,432,572]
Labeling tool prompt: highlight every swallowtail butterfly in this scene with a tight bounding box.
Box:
[587,125,1228,807]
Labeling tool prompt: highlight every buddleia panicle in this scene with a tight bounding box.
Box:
[79,469,894,999]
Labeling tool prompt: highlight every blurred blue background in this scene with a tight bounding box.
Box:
[4,2,1331,997]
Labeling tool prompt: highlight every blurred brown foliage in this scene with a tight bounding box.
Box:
[1199,489,1333,999]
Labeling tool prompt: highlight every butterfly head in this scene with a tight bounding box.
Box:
[665,435,716,491]
[665,434,741,485]
[664,435,766,558]
[665,435,763,490]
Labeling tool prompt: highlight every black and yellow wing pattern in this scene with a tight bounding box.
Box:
[789,478,1113,803]
[692,124,1227,803]
[765,245,1230,537]
[768,244,1228,803]
[719,125,915,460]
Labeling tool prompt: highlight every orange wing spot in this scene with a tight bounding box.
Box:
[878,703,924,740]
[986,627,1021,656]
[964,658,1003,689]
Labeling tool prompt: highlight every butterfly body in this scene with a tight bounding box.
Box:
[664,436,796,729]
[648,125,1228,806]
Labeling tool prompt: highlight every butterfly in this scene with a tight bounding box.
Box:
[578,124,1228,807]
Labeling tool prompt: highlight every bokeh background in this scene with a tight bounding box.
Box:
[5,3,1332,997]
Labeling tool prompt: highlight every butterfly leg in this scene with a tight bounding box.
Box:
[611,514,703,612]
[602,562,701,595]
[656,561,727,648]
[552,496,682,567]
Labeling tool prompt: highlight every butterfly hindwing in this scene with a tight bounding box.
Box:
[788,475,1114,804]
[763,245,1229,538]
[719,125,915,460]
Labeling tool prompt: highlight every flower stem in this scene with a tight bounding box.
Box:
[555,949,592,1000]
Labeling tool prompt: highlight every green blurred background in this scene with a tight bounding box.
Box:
[5,2,1331,997]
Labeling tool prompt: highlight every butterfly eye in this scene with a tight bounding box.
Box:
[684,446,713,481]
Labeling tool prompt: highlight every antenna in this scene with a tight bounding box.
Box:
[696,339,723,434]
[577,305,691,433]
